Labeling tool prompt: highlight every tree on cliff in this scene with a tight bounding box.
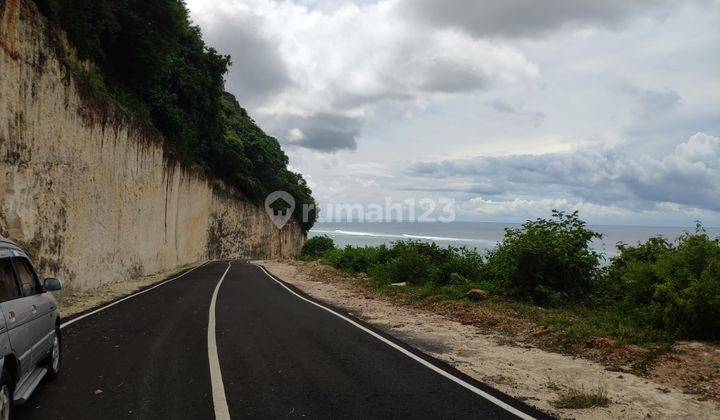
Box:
[34,0,316,231]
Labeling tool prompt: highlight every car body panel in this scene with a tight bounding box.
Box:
[0,295,36,378]
[33,293,58,365]
[0,312,10,358]
[11,257,54,365]
[0,236,62,403]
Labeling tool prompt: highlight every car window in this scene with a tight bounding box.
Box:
[13,258,39,296]
[0,258,19,302]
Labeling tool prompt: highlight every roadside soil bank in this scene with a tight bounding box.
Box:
[257,259,720,420]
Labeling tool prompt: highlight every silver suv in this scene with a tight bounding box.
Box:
[0,236,62,419]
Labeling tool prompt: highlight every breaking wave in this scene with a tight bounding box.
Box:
[311,229,495,246]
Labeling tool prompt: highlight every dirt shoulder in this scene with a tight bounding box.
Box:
[256,259,720,420]
[56,262,202,319]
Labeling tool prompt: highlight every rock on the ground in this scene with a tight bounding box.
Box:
[467,289,488,300]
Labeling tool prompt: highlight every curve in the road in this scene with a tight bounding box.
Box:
[256,264,536,420]
[13,260,551,420]
[59,261,211,330]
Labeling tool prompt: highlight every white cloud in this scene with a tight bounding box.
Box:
[675,132,720,162]
[188,0,538,151]
[185,0,720,225]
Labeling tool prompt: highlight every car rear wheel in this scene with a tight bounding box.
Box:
[44,324,61,381]
[0,368,13,420]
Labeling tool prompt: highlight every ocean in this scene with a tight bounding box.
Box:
[309,222,720,259]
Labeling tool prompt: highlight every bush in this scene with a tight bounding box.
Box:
[305,213,719,341]
[370,245,439,285]
[441,246,484,284]
[322,246,390,274]
[599,237,672,304]
[301,236,335,258]
[318,240,485,287]
[603,227,720,339]
[484,210,602,305]
[684,259,720,337]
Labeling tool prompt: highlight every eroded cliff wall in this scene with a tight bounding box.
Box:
[0,0,304,291]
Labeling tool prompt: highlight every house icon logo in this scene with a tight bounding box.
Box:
[265,191,296,229]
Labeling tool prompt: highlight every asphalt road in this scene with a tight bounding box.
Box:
[15,261,550,419]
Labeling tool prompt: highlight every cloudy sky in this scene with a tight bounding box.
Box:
[186,0,720,226]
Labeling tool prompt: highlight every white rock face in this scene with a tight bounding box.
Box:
[0,0,304,292]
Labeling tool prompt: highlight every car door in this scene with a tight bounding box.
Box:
[11,257,51,365]
[0,256,17,363]
[0,256,32,376]
[25,256,58,358]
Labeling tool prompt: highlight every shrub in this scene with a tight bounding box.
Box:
[319,241,485,287]
[684,259,720,337]
[306,214,719,342]
[441,246,484,285]
[484,210,602,305]
[322,245,389,274]
[301,236,335,258]
[449,272,470,285]
[362,241,483,286]
[599,236,672,304]
[370,246,439,285]
[603,227,720,339]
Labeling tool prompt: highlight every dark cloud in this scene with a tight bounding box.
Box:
[490,99,545,126]
[490,99,516,113]
[638,89,682,118]
[401,0,672,38]
[331,56,497,111]
[273,113,363,152]
[199,14,293,104]
[407,133,720,211]
[418,61,489,93]
[401,182,508,195]
[332,91,415,110]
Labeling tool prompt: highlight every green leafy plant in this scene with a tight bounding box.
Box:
[322,245,390,274]
[300,236,335,259]
[302,212,719,342]
[34,0,316,230]
[602,225,720,339]
[484,210,602,305]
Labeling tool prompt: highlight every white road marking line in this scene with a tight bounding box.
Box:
[208,263,232,420]
[257,265,536,420]
[60,261,210,329]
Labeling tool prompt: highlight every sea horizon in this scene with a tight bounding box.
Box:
[309,221,720,258]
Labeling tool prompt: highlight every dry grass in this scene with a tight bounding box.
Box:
[553,384,611,409]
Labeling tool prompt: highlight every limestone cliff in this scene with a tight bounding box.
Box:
[0,0,304,291]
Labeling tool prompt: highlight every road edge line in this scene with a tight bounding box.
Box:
[60,261,210,329]
[257,264,536,420]
[208,263,232,420]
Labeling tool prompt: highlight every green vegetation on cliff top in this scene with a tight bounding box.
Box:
[34,0,316,231]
